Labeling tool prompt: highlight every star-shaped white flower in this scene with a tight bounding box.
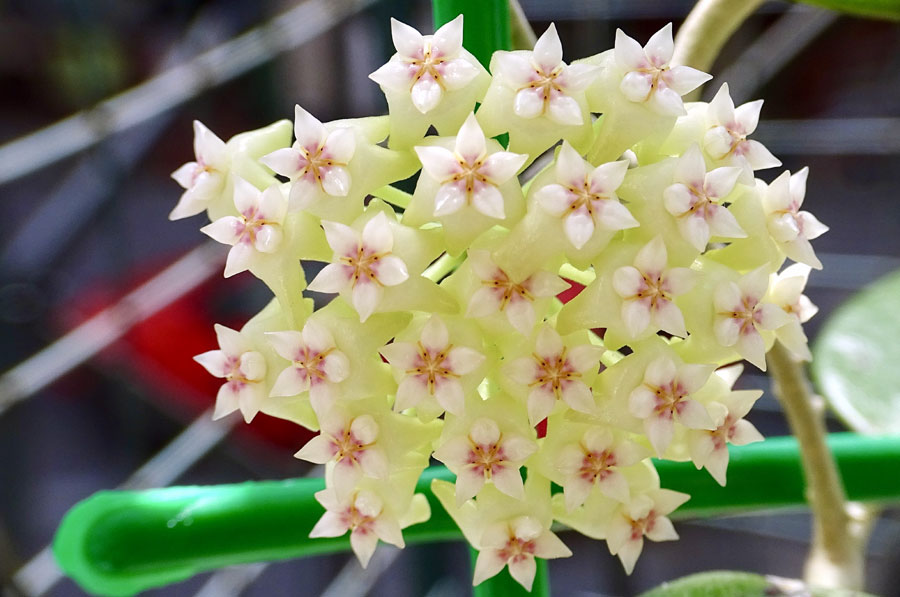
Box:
[504,325,603,425]
[612,237,696,338]
[491,24,600,125]
[369,16,481,114]
[414,113,526,219]
[714,266,794,370]
[295,410,388,495]
[663,145,746,251]
[534,141,637,249]
[260,105,356,211]
[614,24,711,116]
[473,516,571,590]
[200,178,288,277]
[762,168,829,270]
[310,488,404,568]
[767,263,818,361]
[605,489,689,574]
[170,120,229,220]
[628,355,715,455]
[266,319,350,415]
[380,315,485,416]
[308,212,409,322]
[555,427,648,510]
[194,324,267,423]
[433,417,537,504]
[465,250,569,335]
[704,83,781,177]
[688,390,764,486]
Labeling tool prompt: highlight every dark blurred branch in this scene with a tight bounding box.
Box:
[0,0,376,186]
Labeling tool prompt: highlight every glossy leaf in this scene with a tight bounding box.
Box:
[639,570,877,596]
[812,270,900,433]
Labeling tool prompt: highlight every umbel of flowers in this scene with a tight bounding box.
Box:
[176,17,825,590]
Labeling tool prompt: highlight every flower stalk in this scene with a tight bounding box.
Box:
[766,342,867,589]
[672,0,766,100]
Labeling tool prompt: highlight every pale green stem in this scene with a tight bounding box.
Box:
[767,342,866,590]
[673,0,765,100]
[371,185,411,209]
[423,252,464,282]
[508,0,536,50]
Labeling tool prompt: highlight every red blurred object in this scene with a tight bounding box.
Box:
[57,254,314,452]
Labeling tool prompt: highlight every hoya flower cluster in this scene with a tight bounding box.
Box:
[176,17,825,590]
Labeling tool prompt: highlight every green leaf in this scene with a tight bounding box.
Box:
[638,571,877,597]
[795,0,900,21]
[811,270,900,433]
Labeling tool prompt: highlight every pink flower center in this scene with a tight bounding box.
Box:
[466,437,508,478]
[293,345,336,385]
[578,448,617,483]
[530,347,580,399]
[406,341,458,394]
[482,268,533,310]
[339,244,390,287]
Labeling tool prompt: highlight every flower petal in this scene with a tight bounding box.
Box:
[194,350,229,378]
[415,146,462,182]
[352,281,383,322]
[260,147,304,178]
[456,113,487,163]
[535,325,564,360]
[514,87,546,119]
[372,255,408,286]
[564,208,595,249]
[644,23,674,67]
[432,14,464,57]
[491,464,525,499]
[320,166,352,197]
[270,366,310,397]
[548,94,583,126]
[533,23,563,73]
[361,213,393,255]
[614,29,647,70]
[411,74,443,113]
[308,263,352,294]
[480,151,527,184]
[434,377,465,415]
[446,346,485,375]
[294,105,327,152]
[390,17,424,59]
[472,184,506,219]
[434,182,467,216]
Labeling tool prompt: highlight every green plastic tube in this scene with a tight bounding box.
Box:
[53,433,900,596]
[432,0,511,67]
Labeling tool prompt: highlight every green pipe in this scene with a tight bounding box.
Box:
[432,0,511,67]
[53,433,900,596]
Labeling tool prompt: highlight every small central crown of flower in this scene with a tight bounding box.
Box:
[333,425,373,465]
[646,378,690,417]
[579,447,616,482]
[468,435,506,477]
[410,342,457,391]
[531,348,578,397]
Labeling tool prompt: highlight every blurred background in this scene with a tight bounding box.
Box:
[1,0,899,595]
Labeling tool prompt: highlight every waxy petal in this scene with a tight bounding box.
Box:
[456,113,487,163]
[294,105,327,152]
[390,18,424,59]
[432,15,464,57]
[480,152,527,183]
[472,184,506,219]
[415,145,462,182]
[361,212,395,254]
[533,23,563,73]
[372,255,409,286]
[411,75,443,113]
